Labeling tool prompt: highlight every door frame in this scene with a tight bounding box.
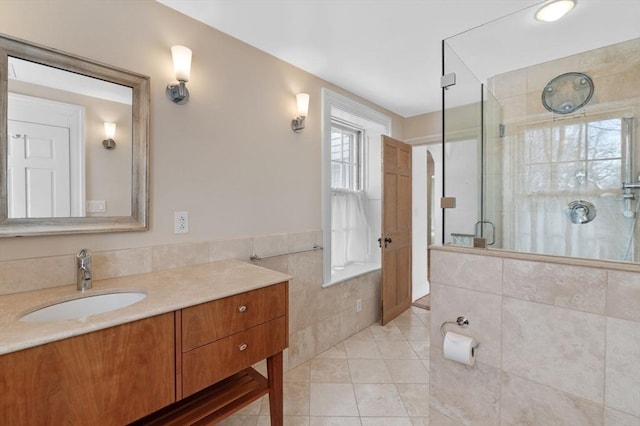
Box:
[8,93,85,216]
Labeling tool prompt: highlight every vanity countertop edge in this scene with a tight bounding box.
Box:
[0,259,292,356]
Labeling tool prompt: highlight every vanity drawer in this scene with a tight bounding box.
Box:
[181,316,287,397]
[181,282,287,351]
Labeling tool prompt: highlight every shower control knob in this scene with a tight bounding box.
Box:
[565,200,597,224]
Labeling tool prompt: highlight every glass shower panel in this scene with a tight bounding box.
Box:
[441,0,640,264]
[442,41,483,246]
[506,115,632,260]
[482,88,503,248]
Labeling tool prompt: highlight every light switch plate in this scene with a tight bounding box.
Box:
[87,200,106,213]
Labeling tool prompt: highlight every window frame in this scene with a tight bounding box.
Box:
[321,88,392,286]
[330,120,364,192]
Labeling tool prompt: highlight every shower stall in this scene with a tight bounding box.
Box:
[441,1,640,263]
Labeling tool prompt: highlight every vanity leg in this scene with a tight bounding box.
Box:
[266,351,284,426]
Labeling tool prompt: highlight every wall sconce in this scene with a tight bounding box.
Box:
[166,45,192,104]
[102,122,116,150]
[291,93,310,132]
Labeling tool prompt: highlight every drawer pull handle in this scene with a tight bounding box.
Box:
[238,305,247,313]
[239,343,248,351]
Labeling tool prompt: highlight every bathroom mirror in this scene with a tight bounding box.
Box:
[0,34,149,237]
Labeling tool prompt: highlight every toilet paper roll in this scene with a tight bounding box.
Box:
[443,331,476,366]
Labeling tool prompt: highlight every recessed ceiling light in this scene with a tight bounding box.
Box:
[535,0,576,22]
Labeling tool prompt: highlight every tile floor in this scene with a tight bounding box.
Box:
[220,306,431,426]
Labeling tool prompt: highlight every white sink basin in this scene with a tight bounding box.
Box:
[20,291,147,322]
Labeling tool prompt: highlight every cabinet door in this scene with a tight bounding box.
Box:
[0,313,175,426]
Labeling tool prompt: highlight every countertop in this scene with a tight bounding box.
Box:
[0,259,291,355]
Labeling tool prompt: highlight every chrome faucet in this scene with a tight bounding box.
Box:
[76,249,92,291]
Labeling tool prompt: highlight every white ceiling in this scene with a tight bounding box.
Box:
[157,0,640,117]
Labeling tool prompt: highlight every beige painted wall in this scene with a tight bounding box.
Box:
[404,110,441,143]
[0,0,404,261]
[404,103,481,145]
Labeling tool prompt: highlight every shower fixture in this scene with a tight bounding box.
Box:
[565,200,596,224]
[542,72,594,114]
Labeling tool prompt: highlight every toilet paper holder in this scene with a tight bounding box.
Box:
[440,316,479,348]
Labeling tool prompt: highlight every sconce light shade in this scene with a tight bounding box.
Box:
[171,45,192,82]
[103,122,116,150]
[292,93,310,132]
[167,45,192,104]
[296,93,310,117]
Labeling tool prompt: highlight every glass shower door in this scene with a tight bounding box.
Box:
[441,41,485,247]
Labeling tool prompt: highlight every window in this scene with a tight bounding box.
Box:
[520,117,623,195]
[321,88,392,286]
[331,123,362,191]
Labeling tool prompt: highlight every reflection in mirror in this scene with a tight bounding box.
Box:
[442,2,640,264]
[7,57,133,218]
[0,34,149,237]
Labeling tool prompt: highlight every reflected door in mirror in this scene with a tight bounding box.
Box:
[7,56,134,219]
[8,122,71,218]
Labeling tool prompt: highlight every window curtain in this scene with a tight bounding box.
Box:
[331,188,370,268]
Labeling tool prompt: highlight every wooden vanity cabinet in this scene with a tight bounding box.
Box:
[0,281,288,426]
[0,313,175,426]
[134,281,289,426]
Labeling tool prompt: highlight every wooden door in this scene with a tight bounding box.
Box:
[7,120,71,218]
[381,135,412,325]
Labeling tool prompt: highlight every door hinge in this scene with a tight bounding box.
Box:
[441,197,456,209]
[441,73,456,89]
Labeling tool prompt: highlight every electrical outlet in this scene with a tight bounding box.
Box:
[356,298,362,313]
[174,211,189,234]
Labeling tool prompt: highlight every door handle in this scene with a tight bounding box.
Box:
[382,237,392,248]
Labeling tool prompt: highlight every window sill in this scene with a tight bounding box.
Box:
[322,262,380,288]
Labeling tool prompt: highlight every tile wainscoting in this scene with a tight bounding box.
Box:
[0,230,381,370]
[429,246,640,426]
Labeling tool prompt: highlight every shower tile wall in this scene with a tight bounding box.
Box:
[0,230,381,370]
[486,38,640,262]
[430,246,640,426]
